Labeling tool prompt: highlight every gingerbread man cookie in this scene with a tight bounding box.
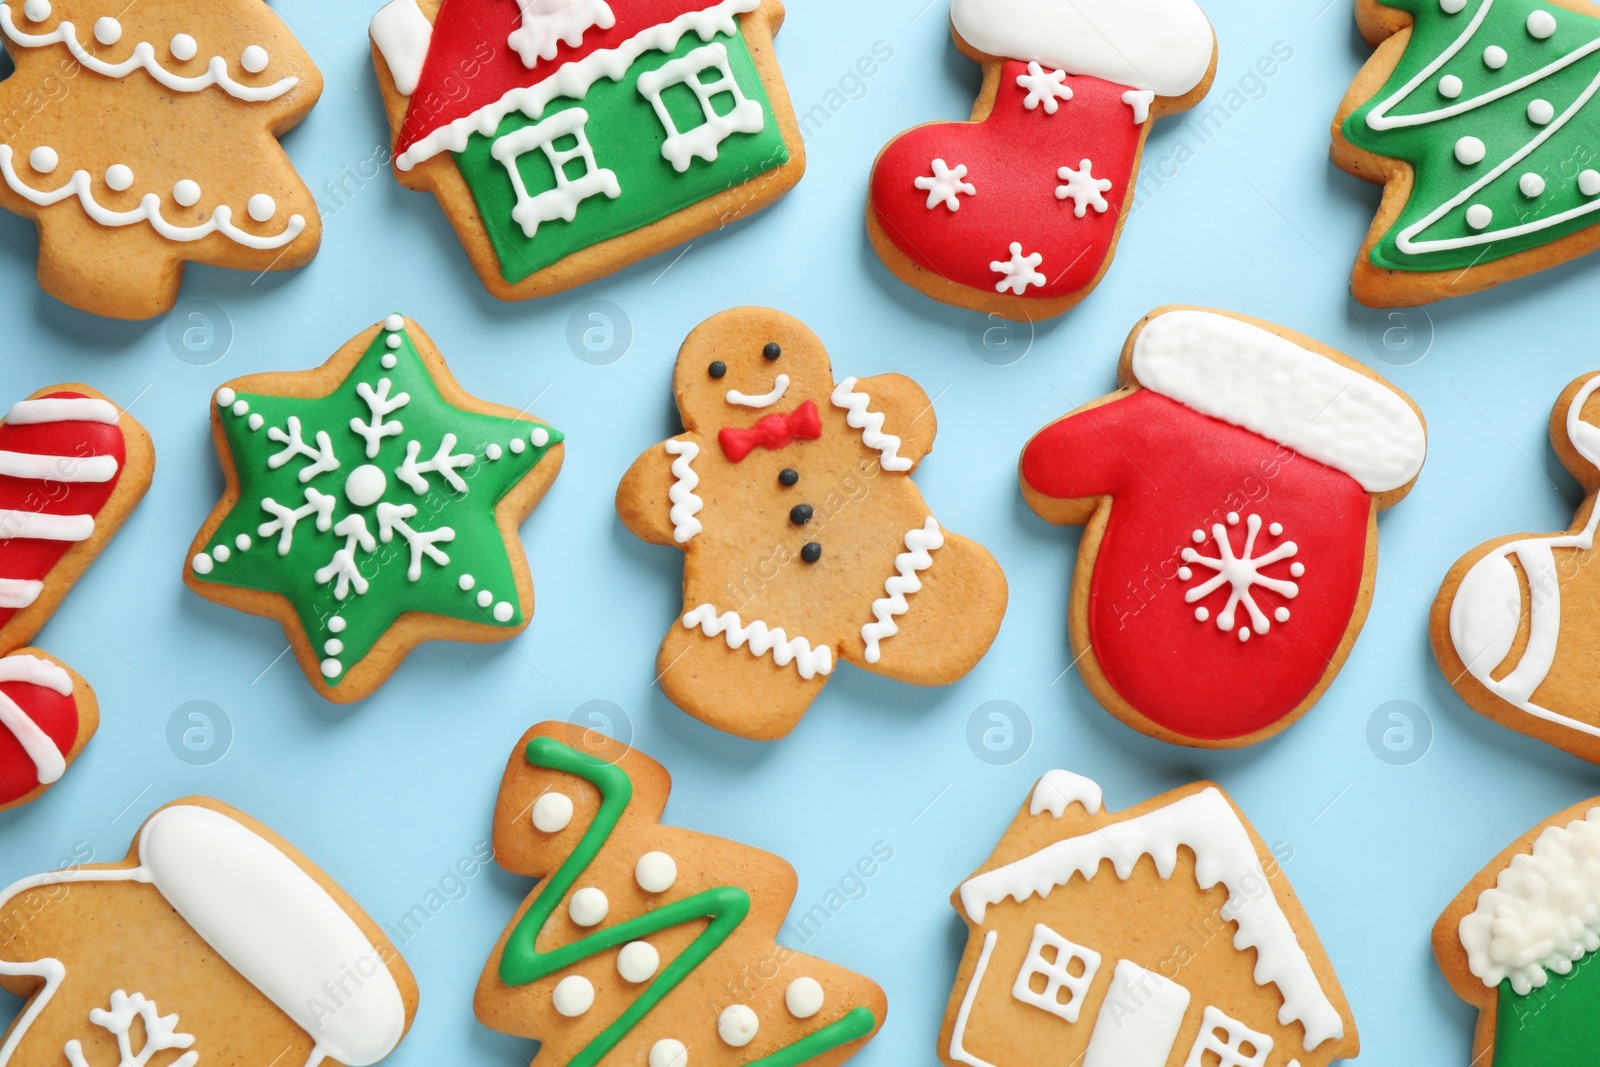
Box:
[617,307,1007,740]
[476,722,886,1067]
[1021,307,1427,747]
[0,797,418,1067]
[0,0,323,319]
[1433,371,1600,762]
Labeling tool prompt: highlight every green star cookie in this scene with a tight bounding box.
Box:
[185,314,564,701]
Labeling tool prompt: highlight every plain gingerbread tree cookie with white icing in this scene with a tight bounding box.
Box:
[867,0,1217,320]
[474,722,887,1067]
[616,306,1008,741]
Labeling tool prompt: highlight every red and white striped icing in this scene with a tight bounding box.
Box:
[0,652,76,803]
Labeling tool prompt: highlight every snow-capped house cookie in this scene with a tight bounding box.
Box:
[1020,307,1427,747]
[942,771,1359,1067]
[370,0,803,301]
[1435,796,1600,1067]
[0,798,418,1067]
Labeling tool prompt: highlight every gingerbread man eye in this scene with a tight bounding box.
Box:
[708,361,727,379]
[763,343,781,361]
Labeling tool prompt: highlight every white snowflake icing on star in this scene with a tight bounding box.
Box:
[351,378,410,458]
[1122,89,1156,124]
[1055,159,1113,217]
[1016,60,1073,114]
[990,242,1046,295]
[378,501,456,580]
[258,487,336,554]
[266,416,339,482]
[396,433,475,494]
[914,158,977,212]
[1179,513,1302,642]
[316,514,377,599]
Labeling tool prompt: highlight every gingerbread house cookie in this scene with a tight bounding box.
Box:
[942,770,1359,1067]
[1020,307,1427,747]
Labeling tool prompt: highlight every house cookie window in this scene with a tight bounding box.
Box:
[1010,923,1102,1023]
[637,42,766,173]
[490,107,621,240]
[1183,1005,1273,1067]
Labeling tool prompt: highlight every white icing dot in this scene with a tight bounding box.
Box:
[786,977,825,1019]
[1528,99,1555,124]
[1275,607,1291,624]
[1484,44,1508,68]
[509,437,526,454]
[241,44,270,73]
[1268,522,1283,536]
[380,354,397,369]
[1466,203,1493,229]
[1290,562,1306,578]
[531,791,574,832]
[1194,606,1209,622]
[477,590,492,608]
[1582,169,1600,196]
[344,464,387,507]
[1528,9,1557,37]
[170,33,197,61]
[718,1005,759,1048]
[324,638,344,656]
[1190,529,1204,543]
[1440,0,1465,10]
[1438,74,1462,98]
[493,601,514,623]
[569,887,608,927]
[1177,566,1192,581]
[1455,136,1486,165]
[248,413,264,431]
[328,615,347,633]
[1226,512,1239,525]
[247,194,277,223]
[192,552,213,574]
[173,179,201,207]
[104,164,133,191]
[22,0,49,22]
[458,574,476,591]
[235,533,252,551]
[384,313,405,332]
[231,400,248,417]
[617,941,660,983]
[552,975,594,1017]
[93,16,120,44]
[28,146,56,174]
[531,427,550,447]
[486,444,503,461]
[1238,628,1250,643]
[635,851,677,893]
[386,334,402,349]
[649,1039,689,1067]
[1520,172,1546,197]
[216,387,236,407]
[212,544,231,563]
[321,658,342,678]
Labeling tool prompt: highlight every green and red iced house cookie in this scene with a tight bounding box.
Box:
[370,0,803,301]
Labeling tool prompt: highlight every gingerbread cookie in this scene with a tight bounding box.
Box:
[476,722,886,1067]
[867,0,1216,320]
[1433,372,1600,762]
[1020,307,1427,747]
[616,307,1007,741]
[0,650,94,813]
[0,797,418,1067]
[184,314,564,703]
[370,0,803,302]
[1333,0,1600,306]
[943,770,1359,1067]
[0,0,323,319]
[1435,795,1600,1067]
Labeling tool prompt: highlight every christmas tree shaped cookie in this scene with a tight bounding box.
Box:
[867,0,1216,320]
[476,722,886,1067]
[0,0,324,319]
[184,315,564,702]
[1436,795,1600,1067]
[369,0,804,301]
[617,307,1007,741]
[943,770,1359,1067]
[0,797,418,1067]
[1335,0,1600,305]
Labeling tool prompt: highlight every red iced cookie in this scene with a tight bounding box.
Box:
[0,649,97,811]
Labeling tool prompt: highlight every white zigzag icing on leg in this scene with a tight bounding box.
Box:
[682,604,832,679]
[862,517,944,663]
[831,377,913,471]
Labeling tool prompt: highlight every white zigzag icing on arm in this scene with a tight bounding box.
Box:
[0,6,298,101]
[861,518,943,663]
[831,377,913,472]
[664,440,703,543]
[682,604,833,679]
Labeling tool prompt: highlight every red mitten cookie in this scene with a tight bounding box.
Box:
[0,649,95,812]
[868,0,1216,320]
[1021,307,1427,746]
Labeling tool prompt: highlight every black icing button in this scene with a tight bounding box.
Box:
[778,468,799,487]
[763,342,782,361]
[789,504,813,526]
[708,361,727,379]
[801,542,822,563]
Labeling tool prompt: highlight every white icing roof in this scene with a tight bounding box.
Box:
[959,786,1344,1052]
[1029,770,1102,817]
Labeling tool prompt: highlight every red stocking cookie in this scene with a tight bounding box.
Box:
[868,0,1216,320]
[1020,307,1427,746]
[617,307,1008,740]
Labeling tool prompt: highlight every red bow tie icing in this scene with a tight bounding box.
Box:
[718,400,822,462]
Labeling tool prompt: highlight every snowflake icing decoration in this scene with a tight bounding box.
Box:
[1016,60,1073,114]
[1055,159,1113,217]
[914,158,976,212]
[990,241,1046,295]
[1179,512,1304,642]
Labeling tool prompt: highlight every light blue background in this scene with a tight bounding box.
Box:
[1,1,1596,1064]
